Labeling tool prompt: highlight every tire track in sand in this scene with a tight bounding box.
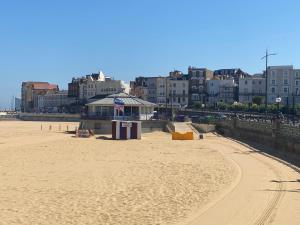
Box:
[219,138,286,225]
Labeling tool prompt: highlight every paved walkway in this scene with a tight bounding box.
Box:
[173,122,199,138]
[185,136,300,225]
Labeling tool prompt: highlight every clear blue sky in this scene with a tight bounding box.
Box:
[0,0,299,108]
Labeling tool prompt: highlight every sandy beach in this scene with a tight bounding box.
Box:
[0,121,237,225]
[1,121,299,225]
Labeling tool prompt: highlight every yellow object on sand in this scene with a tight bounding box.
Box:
[172,132,194,140]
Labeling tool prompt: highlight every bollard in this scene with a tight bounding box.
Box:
[49,125,52,131]
[67,125,69,132]
[41,124,43,131]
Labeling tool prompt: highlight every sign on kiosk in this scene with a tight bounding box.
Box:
[122,122,132,128]
[276,97,282,103]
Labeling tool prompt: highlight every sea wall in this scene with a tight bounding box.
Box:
[80,120,169,134]
[19,113,81,122]
[216,119,300,153]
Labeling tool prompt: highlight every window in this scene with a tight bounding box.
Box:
[284,70,288,76]
[271,70,276,76]
[272,80,275,85]
[182,83,186,88]
[259,81,262,85]
[173,83,176,88]
[245,80,248,85]
[271,87,275,93]
[296,80,299,86]
[284,79,288,85]
[284,87,288,93]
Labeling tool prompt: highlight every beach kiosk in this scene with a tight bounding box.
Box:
[111,97,142,140]
[112,120,142,140]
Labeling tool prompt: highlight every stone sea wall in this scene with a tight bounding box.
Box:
[216,119,300,153]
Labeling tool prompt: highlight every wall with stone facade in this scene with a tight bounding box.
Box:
[80,120,169,134]
[216,119,300,153]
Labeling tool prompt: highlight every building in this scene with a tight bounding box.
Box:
[239,76,266,104]
[130,77,149,100]
[266,65,300,106]
[68,77,88,99]
[267,66,293,105]
[86,93,157,120]
[187,67,213,106]
[207,78,237,107]
[37,90,76,113]
[130,76,166,104]
[21,82,59,112]
[69,71,129,102]
[130,75,189,108]
[293,69,300,105]
[214,68,249,84]
[166,78,189,108]
[14,97,21,111]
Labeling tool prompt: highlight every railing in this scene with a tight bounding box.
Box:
[81,114,140,121]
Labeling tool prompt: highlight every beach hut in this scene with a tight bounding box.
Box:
[112,120,142,140]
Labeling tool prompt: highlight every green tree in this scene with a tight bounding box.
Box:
[252,96,263,106]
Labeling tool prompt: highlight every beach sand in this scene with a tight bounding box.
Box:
[0,121,237,225]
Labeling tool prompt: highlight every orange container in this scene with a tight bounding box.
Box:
[172,132,194,140]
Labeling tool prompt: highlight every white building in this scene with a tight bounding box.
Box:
[86,93,156,120]
[267,66,294,105]
[79,71,130,101]
[166,78,189,108]
[207,79,236,106]
[292,69,300,104]
[239,77,266,104]
[38,90,76,112]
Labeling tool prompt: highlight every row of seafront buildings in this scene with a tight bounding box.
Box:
[21,71,129,113]
[130,65,300,108]
[20,65,300,113]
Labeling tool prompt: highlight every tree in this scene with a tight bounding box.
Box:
[252,96,263,106]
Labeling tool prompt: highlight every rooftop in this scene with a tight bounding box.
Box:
[87,93,157,107]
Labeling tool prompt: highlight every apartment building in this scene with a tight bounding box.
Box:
[37,90,76,112]
[21,82,59,112]
[130,75,189,108]
[239,76,266,104]
[187,66,213,106]
[130,77,149,100]
[267,66,293,105]
[68,71,129,102]
[214,68,249,84]
[166,78,189,108]
[130,76,166,104]
[207,78,237,107]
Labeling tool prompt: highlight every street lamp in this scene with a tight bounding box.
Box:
[261,49,277,117]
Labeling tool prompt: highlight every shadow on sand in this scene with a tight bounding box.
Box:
[96,136,113,140]
[220,134,300,171]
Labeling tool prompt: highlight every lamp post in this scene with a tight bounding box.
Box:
[261,49,277,118]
